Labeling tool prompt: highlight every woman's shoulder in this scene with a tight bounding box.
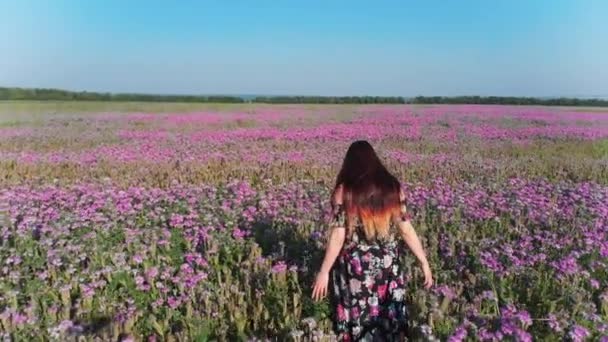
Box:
[331,184,345,218]
[333,183,344,205]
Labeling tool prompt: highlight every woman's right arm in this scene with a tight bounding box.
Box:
[398,221,433,288]
[395,190,433,288]
[312,184,346,301]
[312,226,345,301]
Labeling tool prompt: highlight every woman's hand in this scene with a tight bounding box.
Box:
[421,262,433,289]
[311,271,330,301]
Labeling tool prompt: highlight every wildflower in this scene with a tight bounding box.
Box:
[569,325,590,342]
[435,285,457,300]
[58,320,74,332]
[232,227,247,240]
[146,267,159,280]
[589,278,600,289]
[448,324,468,342]
[271,261,287,274]
[135,276,145,286]
[547,314,562,333]
[132,254,144,264]
[167,296,181,309]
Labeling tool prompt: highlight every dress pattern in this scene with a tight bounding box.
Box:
[329,198,412,341]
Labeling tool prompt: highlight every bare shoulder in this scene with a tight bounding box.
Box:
[333,184,344,205]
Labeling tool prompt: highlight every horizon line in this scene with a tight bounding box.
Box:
[2,85,608,101]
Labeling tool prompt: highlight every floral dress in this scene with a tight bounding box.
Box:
[329,199,411,341]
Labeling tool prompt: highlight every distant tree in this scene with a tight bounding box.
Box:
[407,95,608,107]
[0,87,606,106]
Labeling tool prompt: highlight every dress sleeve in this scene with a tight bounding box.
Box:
[329,203,346,229]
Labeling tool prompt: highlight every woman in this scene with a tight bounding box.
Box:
[311,141,433,341]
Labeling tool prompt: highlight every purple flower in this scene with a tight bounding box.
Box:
[80,284,95,298]
[135,276,145,286]
[476,328,494,340]
[569,325,590,342]
[58,320,74,331]
[232,227,247,240]
[481,290,496,301]
[515,310,532,327]
[589,278,600,289]
[500,321,516,335]
[448,325,468,342]
[551,255,580,276]
[167,296,181,309]
[145,267,159,280]
[435,285,457,300]
[547,314,562,333]
[271,261,288,274]
[11,312,28,326]
[514,329,532,342]
[311,231,323,240]
[151,298,164,309]
[132,254,144,264]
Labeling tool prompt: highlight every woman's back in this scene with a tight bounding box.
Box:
[328,184,410,341]
[311,140,433,341]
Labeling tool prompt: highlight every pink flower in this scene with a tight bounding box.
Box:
[132,254,144,264]
[271,261,287,274]
[167,296,180,309]
[58,320,74,331]
[569,325,590,342]
[10,312,28,326]
[146,267,159,280]
[232,227,248,240]
[80,285,95,298]
[135,276,145,286]
[151,298,164,309]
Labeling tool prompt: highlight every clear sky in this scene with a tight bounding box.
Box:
[1,0,607,97]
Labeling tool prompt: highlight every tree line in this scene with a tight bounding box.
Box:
[0,87,245,103]
[409,96,608,107]
[1,87,607,106]
[251,96,406,104]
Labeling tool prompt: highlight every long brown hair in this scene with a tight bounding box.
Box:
[333,140,401,240]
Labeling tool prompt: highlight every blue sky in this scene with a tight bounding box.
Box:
[1,0,607,97]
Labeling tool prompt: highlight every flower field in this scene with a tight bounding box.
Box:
[1,104,607,341]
